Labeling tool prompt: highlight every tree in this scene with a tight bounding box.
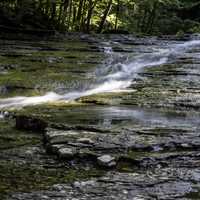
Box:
[97,0,113,33]
[1,0,200,34]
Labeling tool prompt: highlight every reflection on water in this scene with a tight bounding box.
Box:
[52,106,200,130]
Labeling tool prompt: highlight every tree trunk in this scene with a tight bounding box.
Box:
[140,8,148,32]
[80,0,86,31]
[45,0,51,16]
[72,4,77,29]
[58,0,64,25]
[86,0,97,33]
[146,2,158,34]
[76,0,84,30]
[66,0,72,30]
[60,0,70,26]
[114,0,119,30]
[51,0,57,21]
[97,0,113,33]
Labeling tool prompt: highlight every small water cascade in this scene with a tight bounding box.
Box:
[0,39,200,109]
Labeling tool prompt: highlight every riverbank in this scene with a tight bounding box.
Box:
[1,35,200,199]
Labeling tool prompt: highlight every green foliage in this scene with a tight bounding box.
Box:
[176,30,185,37]
[189,25,200,33]
[0,0,200,35]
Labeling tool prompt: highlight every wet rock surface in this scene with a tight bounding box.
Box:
[8,169,200,200]
[1,35,200,199]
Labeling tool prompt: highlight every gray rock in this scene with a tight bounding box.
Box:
[9,170,199,200]
[77,138,94,144]
[73,180,96,188]
[58,147,76,159]
[97,155,116,167]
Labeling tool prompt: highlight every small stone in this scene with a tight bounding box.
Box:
[46,129,79,140]
[122,190,128,194]
[77,138,94,144]
[180,143,190,148]
[41,195,49,199]
[73,181,81,188]
[58,147,75,159]
[73,180,95,188]
[97,154,116,167]
[152,145,163,152]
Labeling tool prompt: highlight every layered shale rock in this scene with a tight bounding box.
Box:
[1,35,200,199]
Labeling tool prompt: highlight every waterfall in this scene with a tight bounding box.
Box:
[0,39,200,109]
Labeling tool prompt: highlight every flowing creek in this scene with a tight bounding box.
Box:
[1,35,200,199]
[1,39,200,108]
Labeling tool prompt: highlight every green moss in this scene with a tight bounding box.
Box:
[123,151,149,160]
[117,162,136,172]
[0,39,104,99]
[0,161,105,199]
[0,118,105,199]
[0,120,41,149]
[185,191,200,199]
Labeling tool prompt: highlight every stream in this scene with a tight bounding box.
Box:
[1,35,200,199]
[1,38,200,108]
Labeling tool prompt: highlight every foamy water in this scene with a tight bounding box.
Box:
[0,39,200,109]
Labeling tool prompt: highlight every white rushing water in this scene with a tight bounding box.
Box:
[0,39,200,109]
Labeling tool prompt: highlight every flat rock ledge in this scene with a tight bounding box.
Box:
[12,113,200,170]
[8,169,200,200]
[43,126,200,169]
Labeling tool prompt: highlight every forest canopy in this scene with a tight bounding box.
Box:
[0,0,200,35]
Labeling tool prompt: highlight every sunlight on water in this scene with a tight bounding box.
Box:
[0,92,61,109]
[0,39,200,109]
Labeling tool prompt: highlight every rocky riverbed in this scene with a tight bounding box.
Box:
[1,34,200,199]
